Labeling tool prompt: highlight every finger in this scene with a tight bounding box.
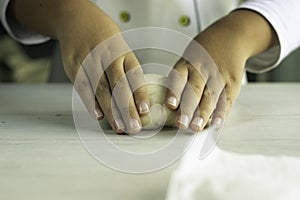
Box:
[95,73,126,133]
[190,86,213,132]
[175,65,206,129]
[165,59,189,110]
[124,53,150,116]
[110,99,126,134]
[73,66,104,120]
[105,57,142,134]
[79,52,107,120]
[210,88,226,128]
[78,41,132,133]
[211,83,240,128]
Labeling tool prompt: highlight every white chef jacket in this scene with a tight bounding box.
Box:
[1,0,300,73]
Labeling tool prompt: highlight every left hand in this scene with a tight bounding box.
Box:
[165,10,278,132]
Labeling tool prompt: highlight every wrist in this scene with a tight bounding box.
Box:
[220,9,278,59]
[54,1,120,45]
[195,9,278,71]
[11,0,116,41]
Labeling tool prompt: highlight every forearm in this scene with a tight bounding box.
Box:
[197,9,278,65]
[8,0,116,41]
[227,9,278,58]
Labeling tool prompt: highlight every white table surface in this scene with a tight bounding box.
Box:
[1,83,300,200]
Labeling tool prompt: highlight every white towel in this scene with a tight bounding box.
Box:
[166,127,300,200]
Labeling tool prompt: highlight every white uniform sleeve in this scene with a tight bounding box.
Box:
[0,0,49,45]
[238,0,300,73]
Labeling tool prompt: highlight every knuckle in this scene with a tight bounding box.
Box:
[210,90,217,99]
[76,80,90,92]
[228,74,240,84]
[195,64,208,80]
[127,67,142,80]
[106,61,120,74]
[112,77,129,91]
[203,88,212,99]
[96,78,110,94]
[189,81,202,95]
[226,96,234,107]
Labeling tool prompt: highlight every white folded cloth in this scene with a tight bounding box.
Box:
[166,127,300,200]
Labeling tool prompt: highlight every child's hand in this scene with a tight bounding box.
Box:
[56,3,150,134]
[165,10,278,131]
[11,0,150,134]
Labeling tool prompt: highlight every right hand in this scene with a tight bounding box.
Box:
[56,1,150,134]
[11,0,150,134]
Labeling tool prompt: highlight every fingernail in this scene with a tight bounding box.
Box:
[191,117,204,132]
[94,109,103,120]
[139,102,150,114]
[177,114,189,129]
[128,119,141,134]
[167,96,178,108]
[212,117,223,127]
[114,119,125,132]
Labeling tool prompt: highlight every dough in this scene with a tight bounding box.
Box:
[140,74,177,129]
[100,74,177,130]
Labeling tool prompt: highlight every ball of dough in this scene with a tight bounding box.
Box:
[140,74,177,129]
[100,74,177,130]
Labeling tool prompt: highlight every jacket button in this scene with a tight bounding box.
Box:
[119,11,131,23]
[179,15,190,26]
